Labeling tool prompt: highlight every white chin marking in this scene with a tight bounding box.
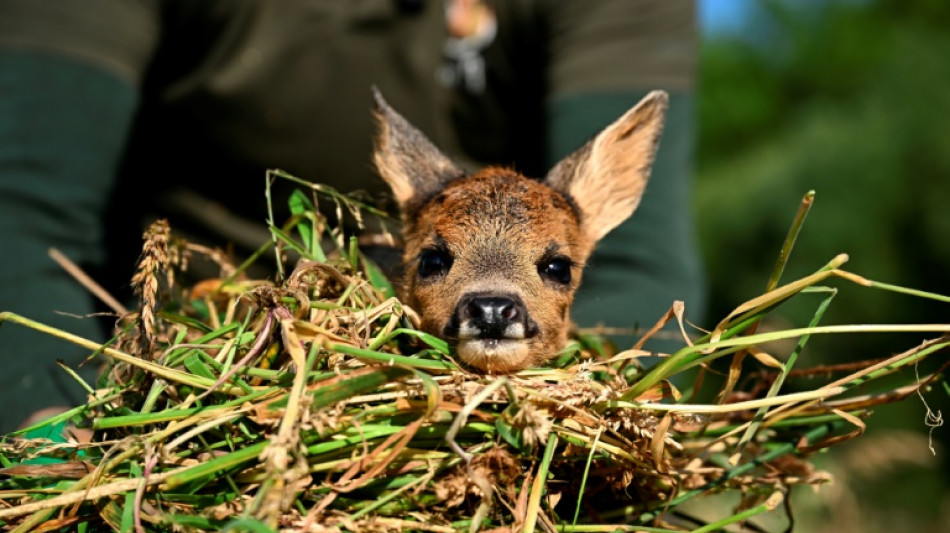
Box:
[457,322,526,341]
[456,339,531,373]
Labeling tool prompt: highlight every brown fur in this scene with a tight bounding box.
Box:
[371,88,668,373]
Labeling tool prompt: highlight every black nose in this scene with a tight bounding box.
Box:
[454,293,531,339]
[466,296,520,325]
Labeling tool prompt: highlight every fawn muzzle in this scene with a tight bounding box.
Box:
[446,290,542,373]
[450,292,539,342]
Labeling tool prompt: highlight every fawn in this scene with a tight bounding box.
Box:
[372,89,667,373]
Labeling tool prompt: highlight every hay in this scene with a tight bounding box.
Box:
[0,175,946,532]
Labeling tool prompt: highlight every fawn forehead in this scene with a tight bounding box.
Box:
[409,169,582,255]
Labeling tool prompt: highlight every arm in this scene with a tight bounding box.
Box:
[0,0,159,431]
[544,0,707,349]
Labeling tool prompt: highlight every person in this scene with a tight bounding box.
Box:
[0,0,705,432]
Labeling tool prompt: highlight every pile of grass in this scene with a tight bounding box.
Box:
[0,173,947,532]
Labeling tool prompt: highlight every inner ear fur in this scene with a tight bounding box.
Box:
[372,88,465,218]
[544,90,669,243]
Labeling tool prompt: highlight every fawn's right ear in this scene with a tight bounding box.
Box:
[372,88,465,217]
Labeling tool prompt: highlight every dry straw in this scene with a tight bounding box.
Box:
[0,175,946,532]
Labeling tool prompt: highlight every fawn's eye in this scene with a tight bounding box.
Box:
[418,248,453,278]
[538,256,573,285]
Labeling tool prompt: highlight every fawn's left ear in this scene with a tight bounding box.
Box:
[544,91,668,242]
[372,87,465,217]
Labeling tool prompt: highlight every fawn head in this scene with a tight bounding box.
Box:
[372,89,668,373]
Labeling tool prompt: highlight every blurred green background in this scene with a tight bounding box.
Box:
[696,0,948,531]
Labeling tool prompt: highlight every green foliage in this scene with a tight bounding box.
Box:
[697,1,950,530]
[698,0,950,351]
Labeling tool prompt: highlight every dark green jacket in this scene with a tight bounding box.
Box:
[0,0,704,430]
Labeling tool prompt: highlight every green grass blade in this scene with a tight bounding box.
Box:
[220,518,278,533]
[572,428,603,526]
[328,343,454,371]
[733,287,837,457]
[624,323,950,402]
[767,190,815,290]
[362,255,396,299]
[523,433,559,533]
[690,491,783,533]
[288,189,328,262]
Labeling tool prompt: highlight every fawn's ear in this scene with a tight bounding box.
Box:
[372,88,465,216]
[544,91,668,242]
